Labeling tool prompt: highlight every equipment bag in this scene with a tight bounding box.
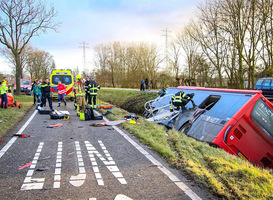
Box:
[82,107,103,121]
[39,109,52,114]
[50,110,70,120]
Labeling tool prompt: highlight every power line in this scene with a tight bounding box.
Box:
[161,28,171,69]
[79,41,89,72]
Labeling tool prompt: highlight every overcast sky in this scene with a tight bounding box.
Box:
[0,0,201,74]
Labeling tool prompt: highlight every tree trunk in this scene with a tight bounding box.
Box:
[15,54,21,95]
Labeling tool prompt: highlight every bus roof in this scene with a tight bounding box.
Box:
[177,86,262,94]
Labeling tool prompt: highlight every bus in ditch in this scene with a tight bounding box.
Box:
[145,86,273,168]
[50,69,74,100]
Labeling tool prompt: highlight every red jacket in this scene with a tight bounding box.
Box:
[57,84,66,95]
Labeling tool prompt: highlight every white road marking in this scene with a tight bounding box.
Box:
[0,110,38,159]
[53,142,63,188]
[69,141,86,187]
[85,140,128,185]
[114,194,133,200]
[97,113,202,200]
[21,142,45,190]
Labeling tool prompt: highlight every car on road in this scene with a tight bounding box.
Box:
[254,77,273,98]
[13,79,32,95]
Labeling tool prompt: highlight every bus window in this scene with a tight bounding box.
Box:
[251,99,273,141]
[256,79,264,86]
[262,79,271,87]
[199,95,221,110]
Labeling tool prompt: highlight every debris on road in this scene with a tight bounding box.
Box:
[36,166,49,171]
[89,120,126,127]
[13,133,30,138]
[39,156,51,161]
[46,123,63,128]
[99,105,116,110]
[102,110,114,116]
[124,114,139,121]
[17,162,32,170]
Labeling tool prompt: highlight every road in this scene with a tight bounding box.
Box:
[0,102,216,200]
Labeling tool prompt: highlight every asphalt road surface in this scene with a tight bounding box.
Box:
[0,101,217,200]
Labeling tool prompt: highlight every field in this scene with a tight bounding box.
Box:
[0,95,33,138]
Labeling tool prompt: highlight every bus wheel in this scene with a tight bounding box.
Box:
[179,122,192,134]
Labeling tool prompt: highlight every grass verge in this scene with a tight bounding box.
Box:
[0,95,33,138]
[98,89,158,114]
[98,90,273,200]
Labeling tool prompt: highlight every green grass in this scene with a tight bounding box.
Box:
[98,90,273,200]
[0,95,33,137]
[98,89,158,114]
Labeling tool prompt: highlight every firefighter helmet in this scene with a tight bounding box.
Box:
[76,74,82,81]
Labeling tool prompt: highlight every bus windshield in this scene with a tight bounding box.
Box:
[251,99,273,141]
[52,75,72,85]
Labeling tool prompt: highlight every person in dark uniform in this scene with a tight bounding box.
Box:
[85,76,91,105]
[88,77,100,109]
[40,78,53,110]
[170,91,196,111]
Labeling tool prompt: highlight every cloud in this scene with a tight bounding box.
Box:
[1,0,201,74]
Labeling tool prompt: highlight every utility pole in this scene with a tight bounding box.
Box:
[79,41,89,73]
[161,28,171,69]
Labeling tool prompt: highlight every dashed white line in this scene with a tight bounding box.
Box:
[53,141,63,189]
[21,142,45,190]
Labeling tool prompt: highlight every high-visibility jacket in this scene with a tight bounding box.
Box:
[172,91,185,103]
[75,81,85,96]
[57,84,67,95]
[0,80,8,95]
[89,81,100,95]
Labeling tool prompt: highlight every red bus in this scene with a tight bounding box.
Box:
[147,86,273,168]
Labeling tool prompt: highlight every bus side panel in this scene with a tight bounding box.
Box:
[213,94,273,168]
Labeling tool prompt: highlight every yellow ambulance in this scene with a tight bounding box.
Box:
[50,69,75,100]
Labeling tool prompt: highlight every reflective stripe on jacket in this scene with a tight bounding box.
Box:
[89,81,100,95]
[0,80,8,95]
[172,92,185,103]
[75,81,85,96]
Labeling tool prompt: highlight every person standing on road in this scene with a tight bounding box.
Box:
[57,80,67,107]
[74,74,86,116]
[40,78,53,110]
[31,80,37,105]
[89,77,100,109]
[32,79,41,107]
[85,76,91,105]
[140,79,145,91]
[0,77,9,109]
[145,78,150,91]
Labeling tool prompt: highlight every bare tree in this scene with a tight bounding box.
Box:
[169,38,182,86]
[26,47,55,80]
[177,26,199,85]
[0,0,59,94]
